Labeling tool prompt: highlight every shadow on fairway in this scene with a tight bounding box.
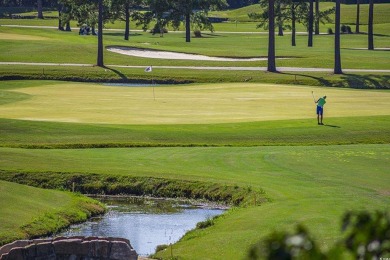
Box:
[324,124,341,128]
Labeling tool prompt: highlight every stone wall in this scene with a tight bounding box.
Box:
[0,236,138,260]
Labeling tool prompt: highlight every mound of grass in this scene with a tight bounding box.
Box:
[0,171,266,206]
[0,180,105,246]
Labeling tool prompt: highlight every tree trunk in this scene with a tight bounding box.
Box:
[97,0,104,67]
[334,0,342,74]
[124,2,130,40]
[368,0,374,50]
[308,0,314,47]
[65,21,71,31]
[315,0,319,35]
[278,24,283,36]
[355,0,360,33]
[58,5,64,31]
[267,0,276,72]
[37,0,44,19]
[291,5,296,46]
[185,13,191,42]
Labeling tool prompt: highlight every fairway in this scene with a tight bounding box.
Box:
[0,32,48,41]
[1,81,389,124]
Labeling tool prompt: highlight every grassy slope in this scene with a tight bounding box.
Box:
[0,145,388,258]
[0,180,105,245]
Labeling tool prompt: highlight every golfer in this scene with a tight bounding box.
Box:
[316,96,326,125]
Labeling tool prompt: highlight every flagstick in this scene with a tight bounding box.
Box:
[145,66,155,101]
[152,76,155,101]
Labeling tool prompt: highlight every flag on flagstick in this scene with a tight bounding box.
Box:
[145,66,152,72]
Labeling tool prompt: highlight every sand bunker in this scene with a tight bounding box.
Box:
[107,46,268,61]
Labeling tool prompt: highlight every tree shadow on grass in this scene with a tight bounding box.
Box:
[200,33,228,38]
[104,32,143,37]
[340,74,390,89]
[281,72,389,89]
[281,72,334,87]
[104,66,128,81]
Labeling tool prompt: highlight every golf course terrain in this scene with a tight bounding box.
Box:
[0,2,389,260]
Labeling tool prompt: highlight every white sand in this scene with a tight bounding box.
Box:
[107,47,268,61]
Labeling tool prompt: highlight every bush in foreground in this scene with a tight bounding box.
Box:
[248,211,390,259]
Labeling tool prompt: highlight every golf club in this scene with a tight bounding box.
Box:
[311,91,316,103]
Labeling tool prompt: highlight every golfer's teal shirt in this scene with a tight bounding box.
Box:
[317,97,326,107]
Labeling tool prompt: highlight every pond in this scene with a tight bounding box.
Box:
[56,196,226,256]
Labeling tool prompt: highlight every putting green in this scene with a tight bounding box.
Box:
[1,82,389,124]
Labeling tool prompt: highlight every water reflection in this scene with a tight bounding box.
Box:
[57,196,225,256]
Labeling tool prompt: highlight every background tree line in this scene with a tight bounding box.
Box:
[0,0,257,9]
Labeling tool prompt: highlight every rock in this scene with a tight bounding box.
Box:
[0,236,138,260]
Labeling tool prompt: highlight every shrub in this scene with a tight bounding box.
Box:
[248,225,325,260]
[346,25,352,34]
[341,24,346,33]
[196,217,215,229]
[247,210,390,259]
[151,25,168,35]
[342,210,390,259]
[155,244,169,252]
[328,28,334,34]
[193,30,202,38]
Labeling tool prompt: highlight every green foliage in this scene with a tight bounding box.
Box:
[342,211,390,259]
[248,225,326,260]
[248,211,390,259]
[196,217,216,229]
[155,244,169,252]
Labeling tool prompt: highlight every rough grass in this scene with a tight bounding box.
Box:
[1,66,389,88]
[0,171,266,207]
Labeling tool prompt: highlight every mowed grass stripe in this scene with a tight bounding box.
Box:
[0,115,389,147]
